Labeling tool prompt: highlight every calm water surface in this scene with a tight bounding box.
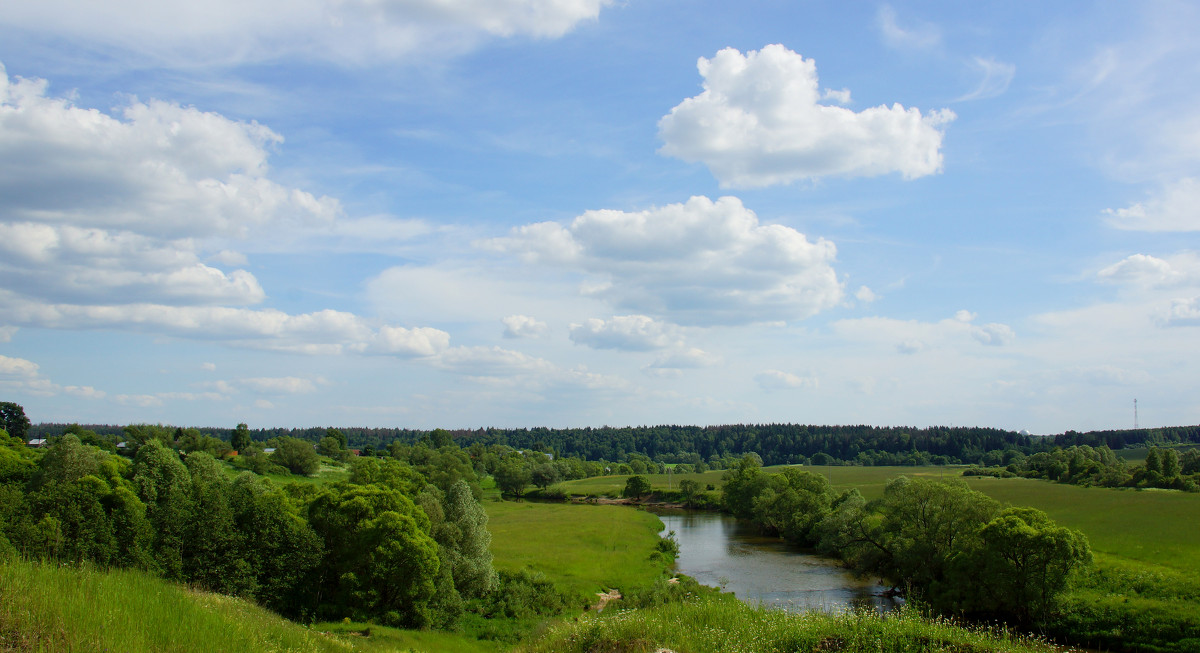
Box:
[651,509,901,614]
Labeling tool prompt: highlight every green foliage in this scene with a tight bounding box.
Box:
[228,472,323,616]
[872,477,999,594]
[676,478,701,506]
[133,439,194,579]
[230,422,252,453]
[33,433,106,488]
[183,452,254,596]
[622,474,651,500]
[959,507,1092,623]
[178,429,231,457]
[390,442,482,497]
[271,436,321,476]
[123,423,176,452]
[0,402,31,441]
[493,456,532,498]
[305,483,442,627]
[435,479,499,599]
[720,454,768,518]
[530,462,560,490]
[317,435,345,458]
[749,467,832,545]
[473,568,571,621]
[349,456,426,495]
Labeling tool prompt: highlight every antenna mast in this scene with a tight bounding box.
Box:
[1134,398,1138,430]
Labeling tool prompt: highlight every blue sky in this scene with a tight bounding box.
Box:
[1,1,1198,434]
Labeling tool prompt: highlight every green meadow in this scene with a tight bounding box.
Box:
[960,475,1200,570]
[484,498,669,601]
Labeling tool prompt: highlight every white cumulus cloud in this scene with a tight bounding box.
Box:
[0,355,39,377]
[0,63,451,360]
[0,62,334,310]
[484,195,843,326]
[502,314,550,339]
[1098,252,1200,288]
[658,45,954,187]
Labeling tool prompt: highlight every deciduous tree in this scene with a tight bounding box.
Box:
[623,475,651,500]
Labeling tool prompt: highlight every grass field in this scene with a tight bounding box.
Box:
[960,476,1200,571]
[484,498,670,601]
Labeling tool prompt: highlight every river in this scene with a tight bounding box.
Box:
[650,508,901,614]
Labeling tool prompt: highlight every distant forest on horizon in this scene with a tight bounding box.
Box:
[28,421,1200,467]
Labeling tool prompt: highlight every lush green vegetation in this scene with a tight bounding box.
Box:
[9,401,1200,652]
[965,444,1200,491]
[558,461,1200,652]
[0,421,504,636]
[517,596,1066,653]
[720,460,1093,624]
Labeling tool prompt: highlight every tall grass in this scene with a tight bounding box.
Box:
[0,558,352,653]
[517,596,1070,653]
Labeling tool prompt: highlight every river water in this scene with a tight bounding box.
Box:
[650,508,901,614]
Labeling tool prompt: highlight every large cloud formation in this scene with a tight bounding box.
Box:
[0,63,448,356]
[0,0,611,64]
[658,45,955,188]
[484,195,843,326]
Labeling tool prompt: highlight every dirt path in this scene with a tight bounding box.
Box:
[592,589,622,612]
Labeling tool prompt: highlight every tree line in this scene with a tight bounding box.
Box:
[965,443,1200,491]
[27,416,1200,471]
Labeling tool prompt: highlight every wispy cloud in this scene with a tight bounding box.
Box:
[955,56,1016,101]
[876,5,941,51]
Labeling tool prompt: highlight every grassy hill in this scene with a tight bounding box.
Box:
[0,558,353,653]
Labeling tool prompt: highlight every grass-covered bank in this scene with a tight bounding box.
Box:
[516,596,1070,653]
[0,558,351,653]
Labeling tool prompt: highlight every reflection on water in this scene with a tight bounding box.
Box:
[651,509,901,614]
